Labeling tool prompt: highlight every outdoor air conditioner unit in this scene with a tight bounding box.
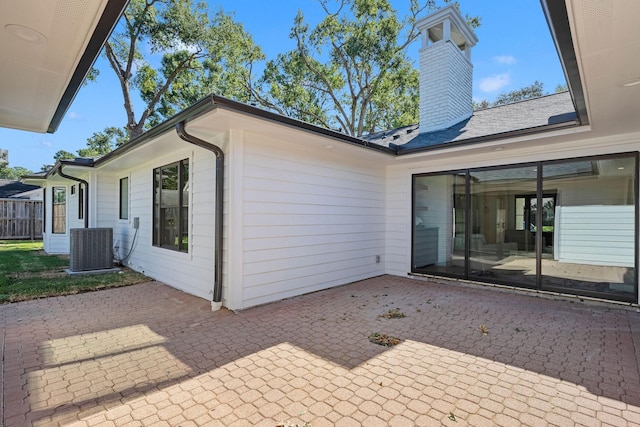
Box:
[69,228,113,272]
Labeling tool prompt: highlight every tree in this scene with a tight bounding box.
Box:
[251,0,479,137]
[473,81,569,111]
[54,150,76,161]
[472,99,490,111]
[151,12,265,124]
[103,0,263,139]
[76,127,128,157]
[492,80,544,106]
[0,163,32,179]
[40,150,77,172]
[42,127,128,172]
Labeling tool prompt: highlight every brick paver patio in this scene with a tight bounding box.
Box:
[1,275,639,426]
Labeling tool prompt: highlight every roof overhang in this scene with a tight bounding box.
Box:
[22,159,95,185]
[541,0,640,137]
[94,95,396,169]
[0,0,129,133]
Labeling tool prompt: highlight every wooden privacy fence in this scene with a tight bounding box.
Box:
[0,199,43,240]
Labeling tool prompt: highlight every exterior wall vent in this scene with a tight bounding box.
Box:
[69,228,113,271]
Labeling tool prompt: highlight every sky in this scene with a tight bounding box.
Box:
[0,0,566,173]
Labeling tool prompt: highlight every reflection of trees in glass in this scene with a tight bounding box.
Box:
[518,195,555,232]
[153,160,189,252]
[542,198,555,229]
[53,187,66,204]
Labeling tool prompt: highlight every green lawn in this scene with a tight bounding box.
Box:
[0,240,150,303]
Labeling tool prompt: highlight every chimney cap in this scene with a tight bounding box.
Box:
[416,4,478,49]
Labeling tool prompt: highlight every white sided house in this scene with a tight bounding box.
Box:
[25,2,640,308]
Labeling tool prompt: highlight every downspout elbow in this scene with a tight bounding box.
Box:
[58,164,89,228]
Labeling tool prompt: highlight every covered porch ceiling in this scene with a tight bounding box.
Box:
[547,0,640,137]
[0,0,128,133]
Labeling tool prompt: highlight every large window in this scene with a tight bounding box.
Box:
[119,177,129,220]
[52,187,66,234]
[413,153,638,303]
[541,156,636,300]
[153,160,189,252]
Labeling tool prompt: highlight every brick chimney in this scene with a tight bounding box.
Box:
[417,5,478,133]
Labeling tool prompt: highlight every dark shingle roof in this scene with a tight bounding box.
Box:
[0,180,41,198]
[364,92,577,152]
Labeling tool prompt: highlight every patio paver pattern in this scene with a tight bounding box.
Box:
[1,275,640,426]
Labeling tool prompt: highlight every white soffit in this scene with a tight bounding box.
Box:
[0,0,124,133]
[566,0,640,136]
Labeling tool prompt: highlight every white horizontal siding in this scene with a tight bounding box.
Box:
[557,205,634,267]
[98,144,218,301]
[385,169,411,276]
[95,172,129,259]
[67,189,83,230]
[95,174,117,229]
[240,135,386,308]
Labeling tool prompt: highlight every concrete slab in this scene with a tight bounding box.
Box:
[65,268,121,276]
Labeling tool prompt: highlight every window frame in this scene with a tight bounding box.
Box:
[78,185,84,220]
[52,186,66,234]
[119,177,129,220]
[152,159,189,252]
[43,188,47,233]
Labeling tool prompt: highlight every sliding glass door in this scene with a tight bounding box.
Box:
[468,166,538,287]
[412,153,638,303]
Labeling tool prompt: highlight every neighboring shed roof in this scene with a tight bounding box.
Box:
[364,92,577,153]
[0,180,41,198]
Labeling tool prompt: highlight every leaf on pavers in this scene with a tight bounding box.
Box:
[276,421,311,427]
[426,299,440,308]
[448,412,457,421]
[377,308,406,319]
[368,332,401,347]
[478,324,489,335]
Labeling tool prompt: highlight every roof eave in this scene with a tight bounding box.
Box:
[94,94,396,168]
[540,0,589,126]
[94,95,221,166]
[46,0,130,133]
[210,96,397,156]
[22,158,96,181]
[396,119,581,156]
